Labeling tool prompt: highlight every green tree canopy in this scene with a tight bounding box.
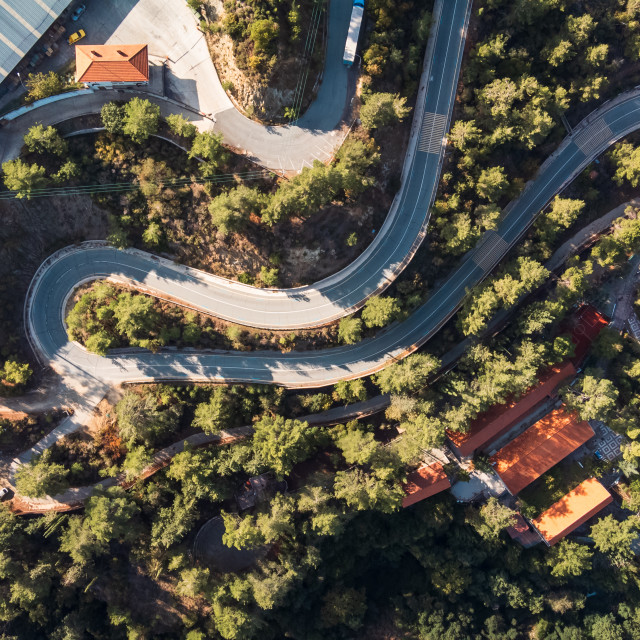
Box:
[338,315,363,344]
[252,415,319,478]
[536,196,585,244]
[100,101,125,134]
[192,387,232,434]
[122,98,160,143]
[24,71,66,103]
[360,92,410,130]
[373,353,441,394]
[612,142,640,187]
[361,296,400,329]
[547,539,593,578]
[466,497,515,541]
[23,124,67,156]
[320,587,367,630]
[263,162,341,226]
[1,360,32,386]
[332,379,367,404]
[14,451,69,498]
[189,131,229,172]
[333,468,404,513]
[562,370,619,421]
[166,113,197,138]
[115,390,181,446]
[208,185,267,235]
[334,136,381,197]
[2,159,49,198]
[250,19,279,53]
[590,515,639,566]
[476,165,508,201]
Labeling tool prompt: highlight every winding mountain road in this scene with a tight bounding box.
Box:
[28,0,469,330]
[18,0,640,391]
[26,87,640,389]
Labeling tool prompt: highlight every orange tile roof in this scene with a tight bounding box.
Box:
[75,44,149,83]
[532,478,612,545]
[447,362,577,458]
[402,462,451,507]
[490,407,594,495]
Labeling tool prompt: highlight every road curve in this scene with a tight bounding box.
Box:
[27,89,640,388]
[23,0,472,336]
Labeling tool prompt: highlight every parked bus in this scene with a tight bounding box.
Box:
[343,0,364,66]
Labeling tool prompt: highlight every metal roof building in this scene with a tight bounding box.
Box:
[532,478,612,546]
[490,407,595,496]
[0,0,72,82]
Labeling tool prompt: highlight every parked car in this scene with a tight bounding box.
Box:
[0,488,9,500]
[71,4,86,21]
[68,29,85,45]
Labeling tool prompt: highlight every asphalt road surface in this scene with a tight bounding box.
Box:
[24,0,472,334]
[0,0,353,173]
[27,88,640,388]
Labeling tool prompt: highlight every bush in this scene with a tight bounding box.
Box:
[359,93,410,130]
[166,113,197,138]
[24,71,68,103]
[250,19,279,53]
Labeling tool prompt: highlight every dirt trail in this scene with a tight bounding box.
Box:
[9,395,390,514]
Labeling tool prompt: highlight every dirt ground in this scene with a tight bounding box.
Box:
[201,0,325,123]
[0,409,67,456]
[0,193,110,356]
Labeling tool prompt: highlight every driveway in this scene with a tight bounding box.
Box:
[0,0,353,172]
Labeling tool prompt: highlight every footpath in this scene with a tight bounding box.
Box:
[8,396,389,514]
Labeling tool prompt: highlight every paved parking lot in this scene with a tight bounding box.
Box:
[1,0,231,115]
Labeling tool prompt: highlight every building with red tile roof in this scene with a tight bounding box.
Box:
[531,478,612,546]
[75,44,149,85]
[490,407,595,495]
[445,306,607,460]
[402,462,451,507]
[447,362,577,458]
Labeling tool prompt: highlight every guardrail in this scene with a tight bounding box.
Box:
[0,89,94,122]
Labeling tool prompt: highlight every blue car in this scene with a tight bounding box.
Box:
[72,4,86,21]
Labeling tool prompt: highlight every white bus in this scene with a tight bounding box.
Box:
[343,0,364,66]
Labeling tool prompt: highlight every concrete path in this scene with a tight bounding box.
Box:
[9,396,392,513]
[450,469,506,502]
[611,254,640,331]
[547,198,640,272]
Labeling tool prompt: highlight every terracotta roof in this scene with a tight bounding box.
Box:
[532,478,612,546]
[506,513,530,538]
[447,362,577,458]
[567,304,608,364]
[490,407,594,495]
[402,462,451,507]
[75,44,149,83]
